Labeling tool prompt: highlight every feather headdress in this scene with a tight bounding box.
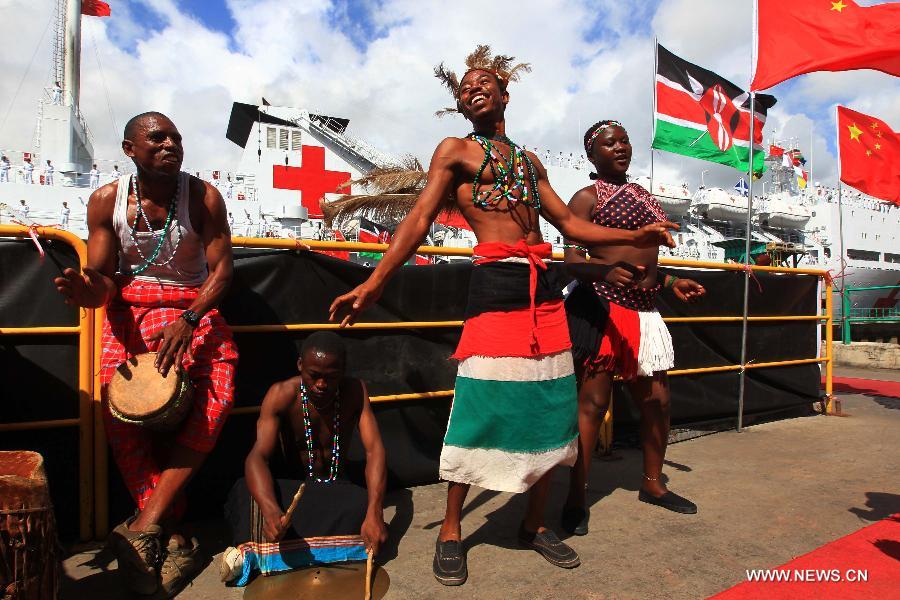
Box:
[320,156,428,229]
[434,44,531,117]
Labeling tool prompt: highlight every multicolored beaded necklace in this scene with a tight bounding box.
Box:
[468,133,541,211]
[128,174,182,275]
[299,381,341,483]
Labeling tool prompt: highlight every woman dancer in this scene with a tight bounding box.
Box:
[562,120,706,535]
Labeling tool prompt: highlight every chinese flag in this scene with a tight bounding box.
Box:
[838,106,900,205]
[751,0,900,91]
[82,0,111,17]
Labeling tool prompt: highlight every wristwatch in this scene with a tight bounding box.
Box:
[181,310,201,327]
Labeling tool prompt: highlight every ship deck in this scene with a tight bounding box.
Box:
[60,366,900,599]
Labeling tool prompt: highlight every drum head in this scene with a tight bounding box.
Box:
[243,563,389,600]
[108,353,180,420]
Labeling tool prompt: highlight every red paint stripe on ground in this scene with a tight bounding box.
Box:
[822,377,900,399]
[710,514,900,599]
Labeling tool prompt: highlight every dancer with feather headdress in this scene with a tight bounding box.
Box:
[328,45,679,586]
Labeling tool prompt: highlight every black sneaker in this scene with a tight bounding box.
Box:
[638,489,698,514]
[561,506,590,536]
[517,526,581,568]
[433,539,467,586]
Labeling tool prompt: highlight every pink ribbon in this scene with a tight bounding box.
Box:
[11,220,57,260]
[742,263,763,294]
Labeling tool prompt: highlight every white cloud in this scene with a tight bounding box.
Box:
[0,0,896,193]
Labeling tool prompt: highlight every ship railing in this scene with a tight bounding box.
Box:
[0,227,836,539]
[839,285,900,344]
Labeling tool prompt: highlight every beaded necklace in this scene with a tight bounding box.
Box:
[468,133,541,211]
[128,174,183,275]
[299,381,341,483]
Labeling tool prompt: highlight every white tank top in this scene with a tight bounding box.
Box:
[113,172,208,286]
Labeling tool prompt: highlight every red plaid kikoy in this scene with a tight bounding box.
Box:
[100,279,238,512]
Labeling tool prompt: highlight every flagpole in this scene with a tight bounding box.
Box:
[650,37,658,189]
[834,105,846,340]
[736,97,757,433]
[808,126,814,193]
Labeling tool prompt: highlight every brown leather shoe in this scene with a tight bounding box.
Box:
[160,537,202,598]
[107,517,162,595]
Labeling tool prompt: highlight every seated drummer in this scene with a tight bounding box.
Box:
[222,332,388,584]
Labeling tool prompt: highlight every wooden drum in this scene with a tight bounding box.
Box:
[0,451,59,600]
[108,353,194,432]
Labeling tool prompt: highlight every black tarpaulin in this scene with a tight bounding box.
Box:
[0,243,822,536]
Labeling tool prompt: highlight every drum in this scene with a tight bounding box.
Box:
[108,352,194,432]
[0,451,59,600]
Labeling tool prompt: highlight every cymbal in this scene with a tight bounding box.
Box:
[243,562,390,600]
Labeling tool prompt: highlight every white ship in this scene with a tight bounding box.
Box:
[2,1,898,317]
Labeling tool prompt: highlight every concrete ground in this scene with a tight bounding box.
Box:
[62,367,900,599]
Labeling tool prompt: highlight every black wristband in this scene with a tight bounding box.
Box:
[181,310,201,327]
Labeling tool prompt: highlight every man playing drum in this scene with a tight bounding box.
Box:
[221,331,388,585]
[54,111,238,597]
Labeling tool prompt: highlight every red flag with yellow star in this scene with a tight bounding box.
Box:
[838,106,900,205]
[751,0,900,91]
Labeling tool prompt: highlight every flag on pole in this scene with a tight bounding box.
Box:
[837,106,900,205]
[751,0,900,91]
[768,145,785,158]
[358,218,393,260]
[82,0,111,17]
[653,44,776,172]
[734,178,749,197]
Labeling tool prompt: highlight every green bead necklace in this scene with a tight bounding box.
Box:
[468,133,541,211]
[128,174,180,275]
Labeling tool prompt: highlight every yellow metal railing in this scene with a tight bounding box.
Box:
[0,230,835,539]
[229,237,834,455]
[0,225,94,541]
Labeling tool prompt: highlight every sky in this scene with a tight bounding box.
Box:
[0,0,898,191]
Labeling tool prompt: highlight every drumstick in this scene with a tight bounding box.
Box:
[277,482,306,540]
[364,548,374,600]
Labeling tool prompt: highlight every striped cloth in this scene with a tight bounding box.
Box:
[440,241,578,493]
[234,535,368,586]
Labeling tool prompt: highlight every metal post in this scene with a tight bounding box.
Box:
[842,290,851,344]
[736,92,756,432]
[834,105,848,349]
[825,277,834,414]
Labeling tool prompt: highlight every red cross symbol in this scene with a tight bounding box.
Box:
[272,145,351,218]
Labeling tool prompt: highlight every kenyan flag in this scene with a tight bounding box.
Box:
[653,44,776,173]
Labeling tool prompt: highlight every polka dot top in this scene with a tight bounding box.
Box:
[590,180,668,311]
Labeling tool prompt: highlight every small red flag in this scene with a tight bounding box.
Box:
[768,145,784,158]
[752,0,900,91]
[837,106,900,205]
[82,0,111,17]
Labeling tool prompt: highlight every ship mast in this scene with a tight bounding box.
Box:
[64,0,83,109]
[41,0,93,182]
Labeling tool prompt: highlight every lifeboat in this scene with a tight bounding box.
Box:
[757,198,812,230]
[692,187,751,223]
